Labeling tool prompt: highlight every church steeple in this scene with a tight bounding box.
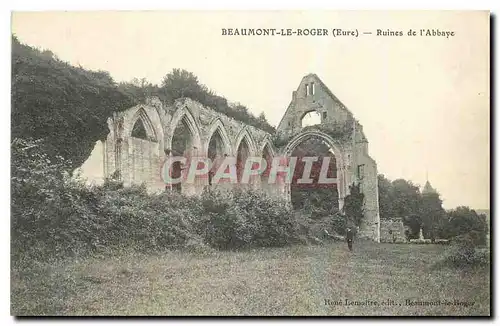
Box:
[422,180,436,194]
[422,171,437,195]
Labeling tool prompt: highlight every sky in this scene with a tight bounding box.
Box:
[11,11,490,209]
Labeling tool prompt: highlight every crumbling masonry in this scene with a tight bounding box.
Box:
[78,74,381,241]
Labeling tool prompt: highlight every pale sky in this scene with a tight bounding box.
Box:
[11,11,490,209]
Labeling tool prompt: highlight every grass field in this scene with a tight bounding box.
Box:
[11,241,490,316]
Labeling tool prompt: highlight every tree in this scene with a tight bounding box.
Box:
[258,112,267,124]
[391,179,421,218]
[343,183,364,227]
[12,34,276,172]
[161,68,205,104]
[446,207,488,246]
[377,175,428,238]
[290,137,338,214]
[159,69,276,133]
[403,214,422,239]
[377,175,422,221]
[377,174,394,219]
[12,35,136,169]
[419,191,446,240]
[119,78,158,102]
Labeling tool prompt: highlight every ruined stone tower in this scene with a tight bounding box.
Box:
[274,74,380,241]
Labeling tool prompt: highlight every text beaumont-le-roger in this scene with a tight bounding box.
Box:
[221,28,455,38]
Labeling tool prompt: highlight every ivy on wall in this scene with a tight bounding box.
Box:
[272,119,356,149]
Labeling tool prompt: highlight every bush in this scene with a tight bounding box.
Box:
[11,138,80,261]
[94,186,201,251]
[11,139,202,262]
[12,144,310,263]
[433,235,490,270]
[434,239,450,245]
[409,239,433,244]
[12,177,202,261]
[436,245,490,269]
[443,207,488,246]
[303,212,346,239]
[452,230,485,247]
[200,188,302,250]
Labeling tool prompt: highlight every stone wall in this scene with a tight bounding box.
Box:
[76,140,106,185]
[78,97,276,195]
[276,74,353,139]
[380,218,407,243]
[275,74,380,242]
[77,74,381,242]
[128,137,163,190]
[356,143,380,241]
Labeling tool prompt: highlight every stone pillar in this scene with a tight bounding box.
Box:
[164,150,173,192]
[337,164,347,211]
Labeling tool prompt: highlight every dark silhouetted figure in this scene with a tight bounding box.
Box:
[404,229,410,242]
[346,227,354,251]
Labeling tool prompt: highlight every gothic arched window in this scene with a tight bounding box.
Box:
[131,118,148,140]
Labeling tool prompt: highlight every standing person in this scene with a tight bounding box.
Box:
[346,227,354,251]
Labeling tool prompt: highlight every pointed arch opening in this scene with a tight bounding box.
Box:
[261,143,273,191]
[289,136,339,216]
[128,108,161,188]
[236,137,251,184]
[169,115,196,193]
[207,128,228,186]
[131,118,148,140]
[130,108,158,141]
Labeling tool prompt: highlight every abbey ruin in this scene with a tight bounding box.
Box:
[79,74,381,242]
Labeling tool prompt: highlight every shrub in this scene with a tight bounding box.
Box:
[433,236,490,270]
[331,212,347,235]
[200,188,302,250]
[302,212,346,239]
[12,144,310,263]
[435,245,490,269]
[11,138,83,261]
[343,183,364,227]
[11,139,202,262]
[91,186,203,251]
[409,239,432,244]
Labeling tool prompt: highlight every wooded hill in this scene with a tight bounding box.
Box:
[11,35,275,169]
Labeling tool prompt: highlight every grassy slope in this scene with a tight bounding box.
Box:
[11,241,490,316]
